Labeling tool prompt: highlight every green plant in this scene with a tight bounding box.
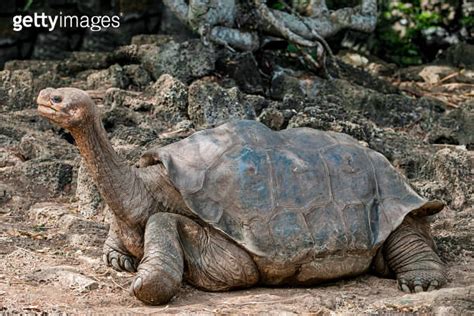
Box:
[373,0,461,66]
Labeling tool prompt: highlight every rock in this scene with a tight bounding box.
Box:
[80,21,141,53]
[31,266,99,293]
[0,147,22,168]
[68,233,106,249]
[322,79,428,128]
[60,214,106,232]
[18,131,77,161]
[104,88,153,112]
[436,43,474,68]
[101,101,142,132]
[28,203,107,248]
[271,70,444,129]
[258,107,285,130]
[150,74,188,124]
[21,160,74,198]
[216,52,264,94]
[174,119,195,131]
[322,79,444,128]
[337,60,399,95]
[87,64,129,90]
[28,202,71,226]
[285,94,353,132]
[107,44,140,65]
[58,51,110,76]
[75,160,103,219]
[427,101,474,149]
[123,64,152,89]
[131,34,174,46]
[4,60,59,76]
[270,68,320,100]
[416,148,473,210]
[33,69,66,94]
[1,109,58,135]
[60,214,108,249]
[140,39,216,83]
[188,78,258,126]
[59,270,99,292]
[0,69,34,111]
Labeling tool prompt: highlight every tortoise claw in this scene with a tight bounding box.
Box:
[103,247,138,272]
[397,271,446,293]
[110,258,121,271]
[124,259,135,272]
[133,276,143,293]
[427,280,439,291]
[413,280,424,293]
[399,281,411,293]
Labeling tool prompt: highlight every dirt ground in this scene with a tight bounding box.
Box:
[0,185,472,314]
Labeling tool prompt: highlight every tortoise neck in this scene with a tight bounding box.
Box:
[71,118,150,226]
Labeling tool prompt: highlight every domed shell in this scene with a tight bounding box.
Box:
[141,120,443,260]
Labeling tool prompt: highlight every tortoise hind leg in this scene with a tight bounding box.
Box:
[178,219,260,291]
[378,215,447,293]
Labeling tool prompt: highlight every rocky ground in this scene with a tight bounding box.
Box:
[0,35,473,314]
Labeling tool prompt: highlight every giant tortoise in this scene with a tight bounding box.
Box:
[37,87,447,305]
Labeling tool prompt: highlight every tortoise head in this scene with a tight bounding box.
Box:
[37,87,96,130]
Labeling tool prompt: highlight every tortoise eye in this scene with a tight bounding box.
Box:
[51,95,62,103]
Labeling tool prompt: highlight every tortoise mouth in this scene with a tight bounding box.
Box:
[37,101,59,115]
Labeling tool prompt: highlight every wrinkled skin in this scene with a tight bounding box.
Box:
[37,88,447,305]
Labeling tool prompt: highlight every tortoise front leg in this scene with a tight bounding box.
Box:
[103,224,138,272]
[131,213,184,305]
[381,215,447,293]
[131,213,259,305]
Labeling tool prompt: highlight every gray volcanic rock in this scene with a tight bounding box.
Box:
[427,100,474,149]
[188,78,259,126]
[271,70,445,128]
[104,88,154,112]
[151,74,189,124]
[123,64,152,89]
[258,107,285,131]
[416,148,473,210]
[76,161,103,219]
[0,69,34,111]
[21,160,75,198]
[140,39,216,83]
[87,64,129,90]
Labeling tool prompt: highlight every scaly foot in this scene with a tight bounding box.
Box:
[397,270,447,293]
[103,243,138,272]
